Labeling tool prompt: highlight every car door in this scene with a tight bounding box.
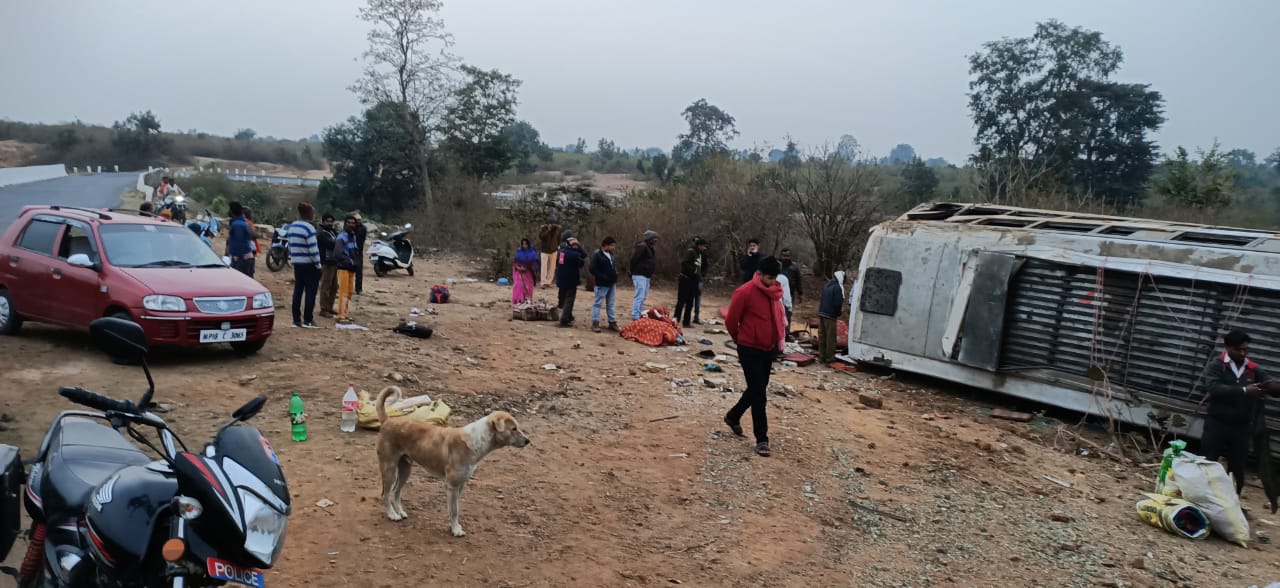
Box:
[6,215,63,320]
[47,220,105,328]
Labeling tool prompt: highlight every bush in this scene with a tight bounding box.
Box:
[210,196,228,217]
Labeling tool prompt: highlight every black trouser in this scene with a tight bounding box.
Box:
[1202,418,1250,495]
[727,345,777,444]
[292,264,321,324]
[355,249,364,293]
[232,257,255,278]
[674,276,698,326]
[558,286,577,325]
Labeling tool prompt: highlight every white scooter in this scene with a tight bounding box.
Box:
[369,223,415,277]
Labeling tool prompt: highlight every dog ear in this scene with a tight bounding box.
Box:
[490,414,511,433]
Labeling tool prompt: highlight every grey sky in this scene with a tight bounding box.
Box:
[1,0,1276,163]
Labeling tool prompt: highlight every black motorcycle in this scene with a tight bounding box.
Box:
[0,317,291,587]
[265,226,289,273]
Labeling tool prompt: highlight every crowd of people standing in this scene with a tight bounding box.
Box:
[514,221,851,458]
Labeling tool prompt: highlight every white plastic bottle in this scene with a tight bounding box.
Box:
[340,384,358,433]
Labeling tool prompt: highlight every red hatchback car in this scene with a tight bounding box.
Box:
[0,206,274,353]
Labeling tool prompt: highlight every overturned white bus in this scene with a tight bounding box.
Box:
[846,202,1280,455]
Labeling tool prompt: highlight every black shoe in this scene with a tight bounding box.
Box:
[693,319,703,325]
[755,442,771,457]
[558,322,573,328]
[291,321,302,328]
[724,416,744,437]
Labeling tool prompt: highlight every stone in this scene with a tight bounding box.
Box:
[857,392,883,409]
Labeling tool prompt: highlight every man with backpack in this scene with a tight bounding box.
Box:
[555,233,586,328]
[589,237,620,333]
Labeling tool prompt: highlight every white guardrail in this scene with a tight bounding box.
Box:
[0,164,69,188]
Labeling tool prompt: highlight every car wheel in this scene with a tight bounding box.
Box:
[406,263,414,276]
[230,339,267,355]
[0,289,23,336]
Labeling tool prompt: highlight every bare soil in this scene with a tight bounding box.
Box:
[187,156,329,180]
[2,254,1278,587]
[0,140,40,167]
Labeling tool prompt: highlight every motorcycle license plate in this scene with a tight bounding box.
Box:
[200,328,247,343]
[207,558,265,588]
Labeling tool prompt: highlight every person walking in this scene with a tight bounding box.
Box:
[555,233,585,328]
[674,238,708,328]
[353,211,368,295]
[589,237,620,333]
[779,249,803,305]
[740,238,762,284]
[538,216,562,288]
[629,230,658,320]
[724,256,787,457]
[693,236,709,324]
[818,271,847,364]
[333,215,361,324]
[317,213,339,317]
[286,202,323,328]
[226,201,255,277]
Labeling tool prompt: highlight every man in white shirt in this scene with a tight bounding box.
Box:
[777,272,794,341]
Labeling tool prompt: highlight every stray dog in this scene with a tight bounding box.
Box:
[374,386,530,536]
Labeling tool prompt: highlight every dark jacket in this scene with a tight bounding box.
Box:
[740,251,761,283]
[555,244,586,288]
[699,251,709,279]
[227,216,253,258]
[317,225,338,265]
[355,223,368,249]
[590,249,619,288]
[334,230,359,271]
[818,277,845,319]
[538,224,562,254]
[1203,354,1271,427]
[630,241,656,277]
[680,248,703,281]
[780,260,802,300]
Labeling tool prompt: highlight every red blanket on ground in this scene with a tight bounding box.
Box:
[620,307,683,347]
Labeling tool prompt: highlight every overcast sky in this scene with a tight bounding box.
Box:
[1,0,1276,163]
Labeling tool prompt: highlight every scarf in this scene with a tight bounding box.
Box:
[834,271,846,294]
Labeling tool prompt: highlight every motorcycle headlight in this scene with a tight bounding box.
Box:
[174,195,185,203]
[143,295,186,312]
[252,292,273,309]
[239,490,287,567]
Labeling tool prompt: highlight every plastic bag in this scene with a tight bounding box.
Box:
[1135,493,1210,540]
[356,389,450,430]
[1169,452,1250,546]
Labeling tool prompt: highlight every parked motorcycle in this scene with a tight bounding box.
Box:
[186,210,220,250]
[368,223,415,277]
[162,195,188,224]
[265,225,289,272]
[0,317,291,588]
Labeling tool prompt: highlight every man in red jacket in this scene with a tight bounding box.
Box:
[723,256,787,457]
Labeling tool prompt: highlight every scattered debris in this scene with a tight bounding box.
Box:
[991,409,1033,423]
[151,403,176,413]
[1043,475,1073,489]
[541,364,558,370]
[644,362,670,372]
[702,377,727,388]
[849,500,912,523]
[649,415,679,423]
[857,392,883,409]
[315,498,335,508]
[572,341,583,349]
[238,374,258,386]
[1048,513,1073,523]
[668,377,695,387]
[703,362,724,372]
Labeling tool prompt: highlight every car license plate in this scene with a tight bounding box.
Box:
[199,328,247,343]
[207,557,265,588]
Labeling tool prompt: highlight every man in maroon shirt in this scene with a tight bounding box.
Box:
[723,256,787,457]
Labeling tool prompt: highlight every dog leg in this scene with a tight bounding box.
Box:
[392,457,412,519]
[380,458,404,522]
[446,482,466,537]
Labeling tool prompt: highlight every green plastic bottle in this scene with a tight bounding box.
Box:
[290,392,307,442]
[1155,439,1186,493]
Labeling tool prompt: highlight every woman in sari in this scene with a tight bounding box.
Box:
[512,238,540,305]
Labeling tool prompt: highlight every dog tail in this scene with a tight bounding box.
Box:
[375,385,401,425]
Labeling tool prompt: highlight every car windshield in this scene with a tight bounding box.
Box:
[99,224,225,268]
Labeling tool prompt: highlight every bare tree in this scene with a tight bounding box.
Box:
[350,0,460,212]
[766,147,891,279]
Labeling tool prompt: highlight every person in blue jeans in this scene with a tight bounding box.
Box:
[629,230,658,320]
[589,237,620,333]
[285,202,322,328]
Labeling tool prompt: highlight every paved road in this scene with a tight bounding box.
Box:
[0,173,138,226]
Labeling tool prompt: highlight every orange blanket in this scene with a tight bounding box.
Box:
[620,307,684,347]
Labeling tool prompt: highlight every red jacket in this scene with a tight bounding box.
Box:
[726,276,786,353]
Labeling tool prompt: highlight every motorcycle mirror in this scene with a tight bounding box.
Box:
[90,317,149,362]
[232,396,267,421]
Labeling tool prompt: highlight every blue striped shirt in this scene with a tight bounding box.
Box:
[286,220,321,266]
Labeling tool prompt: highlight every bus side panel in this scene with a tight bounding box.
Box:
[853,233,942,357]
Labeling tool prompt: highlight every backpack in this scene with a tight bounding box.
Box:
[429,285,450,304]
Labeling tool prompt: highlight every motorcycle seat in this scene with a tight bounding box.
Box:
[43,417,149,515]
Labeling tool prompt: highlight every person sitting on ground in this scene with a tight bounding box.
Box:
[589,236,620,333]
[818,271,847,364]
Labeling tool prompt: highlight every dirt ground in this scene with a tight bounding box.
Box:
[0,140,40,167]
[3,253,1280,587]
[188,156,330,180]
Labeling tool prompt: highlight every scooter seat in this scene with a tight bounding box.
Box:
[42,417,149,516]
